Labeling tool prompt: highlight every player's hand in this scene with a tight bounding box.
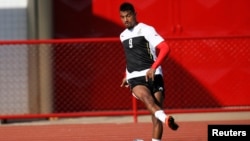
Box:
[145,68,156,82]
[120,77,129,88]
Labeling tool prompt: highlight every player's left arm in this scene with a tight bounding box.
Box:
[151,41,170,69]
[145,41,170,81]
[144,26,170,69]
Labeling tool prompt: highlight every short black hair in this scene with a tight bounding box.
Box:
[119,2,135,13]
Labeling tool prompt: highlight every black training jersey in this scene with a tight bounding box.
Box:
[120,23,164,80]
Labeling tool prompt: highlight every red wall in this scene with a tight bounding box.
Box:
[52,0,250,111]
[53,0,250,38]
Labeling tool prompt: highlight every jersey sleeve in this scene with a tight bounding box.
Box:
[144,26,164,48]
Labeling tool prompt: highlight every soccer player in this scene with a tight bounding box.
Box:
[119,2,179,141]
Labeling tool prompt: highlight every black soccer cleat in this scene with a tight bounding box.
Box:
[166,116,179,130]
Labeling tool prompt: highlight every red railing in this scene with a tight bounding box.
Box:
[0,37,249,123]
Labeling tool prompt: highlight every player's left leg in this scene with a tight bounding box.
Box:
[151,114,163,140]
[151,91,164,140]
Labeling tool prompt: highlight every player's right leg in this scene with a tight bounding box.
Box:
[132,85,179,132]
[131,85,162,114]
[128,76,179,131]
[166,116,179,130]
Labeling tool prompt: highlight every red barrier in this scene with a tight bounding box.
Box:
[0,37,249,122]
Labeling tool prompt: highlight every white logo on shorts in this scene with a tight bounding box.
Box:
[159,87,163,91]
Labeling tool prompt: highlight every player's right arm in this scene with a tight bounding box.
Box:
[120,77,129,88]
[120,72,129,88]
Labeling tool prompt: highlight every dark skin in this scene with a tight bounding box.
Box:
[120,10,165,139]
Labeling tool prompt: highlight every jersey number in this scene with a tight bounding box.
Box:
[129,38,133,48]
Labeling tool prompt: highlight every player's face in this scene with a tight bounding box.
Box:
[120,10,136,29]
